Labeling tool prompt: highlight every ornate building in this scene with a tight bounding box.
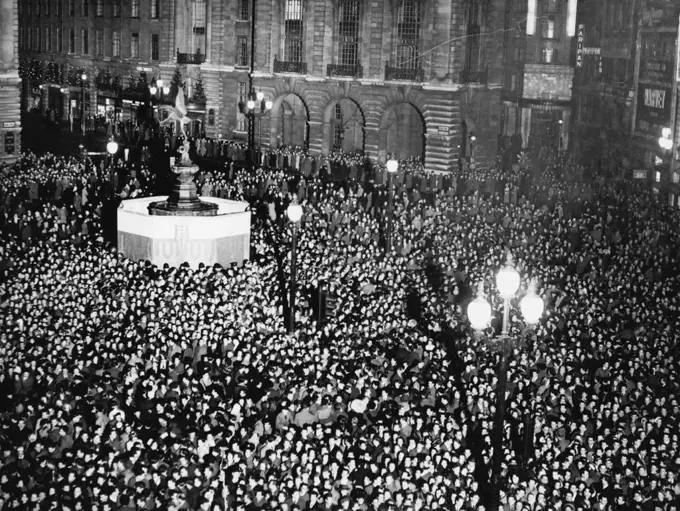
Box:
[19,0,509,171]
[1,0,21,163]
[500,0,578,158]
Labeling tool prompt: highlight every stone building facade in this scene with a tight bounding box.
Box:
[0,0,21,163]
[19,0,509,171]
[500,0,577,157]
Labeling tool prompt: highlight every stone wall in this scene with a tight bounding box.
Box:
[0,0,21,163]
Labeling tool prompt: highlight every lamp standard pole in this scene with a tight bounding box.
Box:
[466,254,545,510]
[386,159,398,252]
[286,202,303,333]
[81,73,87,135]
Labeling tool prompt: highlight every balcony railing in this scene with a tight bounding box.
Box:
[273,56,307,74]
[460,69,488,84]
[327,64,363,79]
[177,48,206,65]
[385,62,424,82]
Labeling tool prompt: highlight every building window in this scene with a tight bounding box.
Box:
[238,0,249,20]
[237,82,247,131]
[37,28,42,51]
[208,109,215,126]
[131,0,139,18]
[113,0,120,17]
[464,0,482,72]
[45,0,50,16]
[131,32,139,58]
[150,0,159,19]
[514,46,525,62]
[542,20,557,39]
[527,0,536,35]
[396,0,420,68]
[69,28,75,52]
[334,104,344,149]
[510,73,516,91]
[37,0,41,16]
[545,0,558,12]
[56,0,62,17]
[57,27,62,52]
[95,29,103,56]
[68,0,75,16]
[284,0,303,62]
[96,0,103,16]
[541,47,557,64]
[46,27,51,52]
[82,0,88,16]
[237,36,248,66]
[82,28,89,54]
[151,34,159,60]
[193,0,207,34]
[113,30,120,57]
[338,0,360,67]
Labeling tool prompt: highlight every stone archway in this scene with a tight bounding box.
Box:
[322,98,365,155]
[270,93,309,149]
[378,102,425,163]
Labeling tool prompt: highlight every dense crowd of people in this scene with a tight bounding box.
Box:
[1,146,679,511]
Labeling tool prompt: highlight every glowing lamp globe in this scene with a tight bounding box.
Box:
[81,73,87,81]
[157,79,163,88]
[496,254,520,299]
[265,100,273,110]
[467,294,492,331]
[662,127,672,138]
[256,91,265,101]
[163,86,170,95]
[386,159,399,174]
[287,203,303,223]
[150,86,157,95]
[247,100,255,110]
[106,141,119,155]
[520,283,544,324]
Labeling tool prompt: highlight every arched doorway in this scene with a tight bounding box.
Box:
[322,98,365,155]
[379,102,425,162]
[270,93,309,149]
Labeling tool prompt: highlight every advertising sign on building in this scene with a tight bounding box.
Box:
[576,24,584,68]
[635,33,676,141]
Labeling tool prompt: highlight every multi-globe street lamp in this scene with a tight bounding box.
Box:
[386,159,398,252]
[286,200,303,333]
[241,90,273,164]
[466,253,545,509]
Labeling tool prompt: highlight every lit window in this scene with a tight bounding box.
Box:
[566,0,577,36]
[396,0,420,69]
[338,0,360,67]
[96,0,103,16]
[131,33,139,58]
[131,0,139,18]
[112,30,121,57]
[543,20,556,39]
[151,0,159,19]
[113,0,121,17]
[238,0,249,20]
[527,0,536,35]
[237,36,248,66]
[237,82,247,131]
[284,0,304,62]
[193,0,207,34]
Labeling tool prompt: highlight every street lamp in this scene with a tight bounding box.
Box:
[286,200,303,333]
[466,252,544,510]
[241,89,273,164]
[386,159,399,252]
[81,73,88,134]
[107,139,119,194]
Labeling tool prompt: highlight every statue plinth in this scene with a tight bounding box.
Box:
[148,164,218,217]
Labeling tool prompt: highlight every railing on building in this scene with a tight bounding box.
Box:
[327,64,363,79]
[459,69,488,84]
[273,56,308,74]
[385,62,424,82]
[177,48,206,65]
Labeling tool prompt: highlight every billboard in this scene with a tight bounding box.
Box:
[636,84,673,140]
[635,32,677,141]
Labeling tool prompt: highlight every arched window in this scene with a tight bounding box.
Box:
[284,0,303,62]
[338,0,360,68]
[396,0,421,69]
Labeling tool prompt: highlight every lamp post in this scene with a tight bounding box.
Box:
[242,89,273,165]
[106,139,119,195]
[466,253,544,510]
[286,200,303,333]
[81,73,87,134]
[386,159,398,252]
